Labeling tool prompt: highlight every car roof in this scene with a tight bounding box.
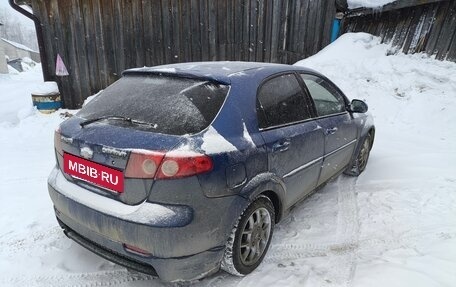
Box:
[123,61,317,84]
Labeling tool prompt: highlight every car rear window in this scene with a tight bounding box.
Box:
[77,75,229,135]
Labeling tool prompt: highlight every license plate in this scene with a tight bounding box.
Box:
[64,153,124,193]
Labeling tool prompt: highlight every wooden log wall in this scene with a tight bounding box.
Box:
[30,0,336,108]
[343,0,456,62]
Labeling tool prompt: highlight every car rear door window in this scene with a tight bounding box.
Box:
[257,73,312,129]
[77,75,229,135]
[300,74,346,117]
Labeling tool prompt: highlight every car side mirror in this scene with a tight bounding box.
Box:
[349,99,368,113]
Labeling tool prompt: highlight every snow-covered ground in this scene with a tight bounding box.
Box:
[347,0,395,9]
[1,33,455,286]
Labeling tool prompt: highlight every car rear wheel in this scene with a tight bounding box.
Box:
[345,134,372,176]
[221,195,275,276]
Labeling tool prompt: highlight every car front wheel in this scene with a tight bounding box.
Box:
[345,133,372,176]
[221,195,275,276]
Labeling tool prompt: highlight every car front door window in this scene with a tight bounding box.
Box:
[300,73,357,184]
[300,74,346,117]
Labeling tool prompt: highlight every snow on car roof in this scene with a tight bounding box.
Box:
[123,61,315,84]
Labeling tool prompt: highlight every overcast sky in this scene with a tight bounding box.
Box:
[0,1,35,28]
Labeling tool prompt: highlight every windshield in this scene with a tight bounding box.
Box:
[77,75,229,135]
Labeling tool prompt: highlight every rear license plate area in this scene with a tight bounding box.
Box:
[63,152,124,193]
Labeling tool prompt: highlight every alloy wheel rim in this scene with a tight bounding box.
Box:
[239,207,272,266]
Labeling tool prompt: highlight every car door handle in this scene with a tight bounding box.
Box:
[272,139,291,152]
[325,127,338,135]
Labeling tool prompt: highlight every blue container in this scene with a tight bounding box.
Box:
[32,92,62,113]
[331,18,341,43]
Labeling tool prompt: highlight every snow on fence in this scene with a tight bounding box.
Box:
[342,0,456,61]
[28,0,336,109]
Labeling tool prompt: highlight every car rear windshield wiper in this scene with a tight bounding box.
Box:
[80,115,131,127]
[80,115,157,129]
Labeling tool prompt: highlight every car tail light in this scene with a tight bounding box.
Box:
[54,127,63,155]
[125,150,213,179]
[125,150,165,178]
[155,152,213,179]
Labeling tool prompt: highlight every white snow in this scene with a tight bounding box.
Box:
[152,67,177,73]
[242,122,255,147]
[32,81,59,95]
[21,57,35,64]
[201,126,238,154]
[48,167,177,224]
[82,90,102,107]
[7,64,19,75]
[0,2,35,29]
[347,0,395,9]
[1,38,38,53]
[0,32,455,286]
[0,64,43,124]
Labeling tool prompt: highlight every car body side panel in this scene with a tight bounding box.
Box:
[260,121,325,208]
[193,75,269,198]
[239,172,287,221]
[317,113,358,185]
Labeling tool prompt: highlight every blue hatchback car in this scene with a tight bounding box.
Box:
[48,62,374,282]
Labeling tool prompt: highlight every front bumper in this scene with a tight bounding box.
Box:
[48,167,247,282]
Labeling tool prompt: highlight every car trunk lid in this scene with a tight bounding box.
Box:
[55,117,183,205]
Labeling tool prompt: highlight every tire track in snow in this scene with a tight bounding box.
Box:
[264,177,360,263]
[0,270,156,287]
[261,177,361,286]
[265,226,456,263]
[0,226,62,251]
[0,228,159,287]
[327,176,360,287]
[264,177,456,285]
[3,179,455,286]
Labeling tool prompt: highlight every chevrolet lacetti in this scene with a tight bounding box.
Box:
[48,62,374,282]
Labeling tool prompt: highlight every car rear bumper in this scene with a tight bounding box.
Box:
[48,167,247,282]
[54,209,223,281]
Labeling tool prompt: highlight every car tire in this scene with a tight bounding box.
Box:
[221,195,275,276]
[345,134,372,176]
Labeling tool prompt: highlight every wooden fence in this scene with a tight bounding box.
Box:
[343,0,456,62]
[29,0,336,108]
